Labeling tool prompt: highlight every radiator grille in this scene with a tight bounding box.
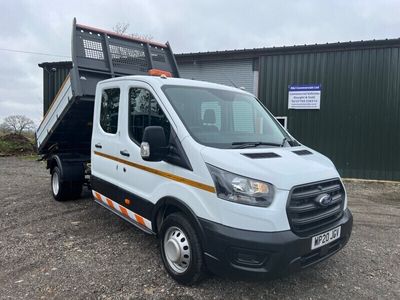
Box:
[287,179,345,236]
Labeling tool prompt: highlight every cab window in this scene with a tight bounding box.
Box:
[100,88,120,134]
[162,85,288,148]
[128,88,170,144]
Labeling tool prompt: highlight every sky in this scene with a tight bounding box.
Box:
[1,0,400,126]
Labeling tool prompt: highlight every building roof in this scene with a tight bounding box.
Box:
[38,61,72,69]
[175,38,400,63]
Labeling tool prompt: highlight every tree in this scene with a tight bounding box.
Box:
[113,22,130,35]
[1,115,35,135]
[112,22,153,41]
[0,122,8,134]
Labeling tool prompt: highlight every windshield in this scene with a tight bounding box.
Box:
[162,85,290,149]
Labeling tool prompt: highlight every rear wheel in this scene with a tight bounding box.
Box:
[68,183,83,200]
[159,213,206,285]
[51,166,82,201]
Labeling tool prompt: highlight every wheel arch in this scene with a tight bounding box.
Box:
[47,154,62,173]
[47,154,85,183]
[152,196,206,245]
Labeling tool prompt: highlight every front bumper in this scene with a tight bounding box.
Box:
[200,208,353,279]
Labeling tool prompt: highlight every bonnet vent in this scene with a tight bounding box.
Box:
[292,149,313,156]
[242,152,281,159]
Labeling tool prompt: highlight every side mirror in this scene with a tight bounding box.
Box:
[141,126,168,161]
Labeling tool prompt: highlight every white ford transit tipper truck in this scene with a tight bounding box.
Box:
[37,20,352,285]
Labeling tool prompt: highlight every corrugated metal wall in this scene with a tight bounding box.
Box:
[178,59,256,94]
[259,47,400,181]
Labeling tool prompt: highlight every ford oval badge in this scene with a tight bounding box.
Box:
[316,193,332,207]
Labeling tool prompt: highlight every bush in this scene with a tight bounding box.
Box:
[0,133,36,156]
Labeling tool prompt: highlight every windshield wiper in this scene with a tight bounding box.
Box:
[231,141,281,149]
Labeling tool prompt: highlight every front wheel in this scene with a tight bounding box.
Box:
[159,213,206,285]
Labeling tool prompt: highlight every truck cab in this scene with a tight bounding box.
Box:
[90,75,352,284]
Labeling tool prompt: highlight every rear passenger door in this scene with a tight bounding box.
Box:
[91,84,123,189]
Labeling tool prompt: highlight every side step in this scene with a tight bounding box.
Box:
[92,190,154,235]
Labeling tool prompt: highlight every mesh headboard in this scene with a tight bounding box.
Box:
[70,18,180,98]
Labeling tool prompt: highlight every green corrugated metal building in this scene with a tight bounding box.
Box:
[176,39,400,181]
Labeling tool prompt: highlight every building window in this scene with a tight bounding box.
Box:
[100,88,120,134]
[275,116,287,129]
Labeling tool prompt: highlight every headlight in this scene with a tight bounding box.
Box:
[207,164,274,207]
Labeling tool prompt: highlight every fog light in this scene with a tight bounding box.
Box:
[229,247,268,267]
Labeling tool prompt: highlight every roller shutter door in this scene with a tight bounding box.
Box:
[178,59,257,95]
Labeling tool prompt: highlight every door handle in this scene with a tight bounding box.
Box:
[95,143,102,149]
[120,150,130,157]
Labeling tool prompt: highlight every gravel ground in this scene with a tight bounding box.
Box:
[0,157,399,299]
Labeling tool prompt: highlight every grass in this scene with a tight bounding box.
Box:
[0,140,16,154]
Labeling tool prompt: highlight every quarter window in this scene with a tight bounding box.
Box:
[100,88,120,134]
[129,88,170,144]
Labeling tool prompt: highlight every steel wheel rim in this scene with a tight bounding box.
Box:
[52,171,60,195]
[163,226,191,273]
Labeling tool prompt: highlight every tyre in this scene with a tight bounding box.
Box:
[68,182,83,200]
[51,166,82,201]
[159,212,206,285]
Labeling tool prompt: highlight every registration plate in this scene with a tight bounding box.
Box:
[311,226,341,250]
